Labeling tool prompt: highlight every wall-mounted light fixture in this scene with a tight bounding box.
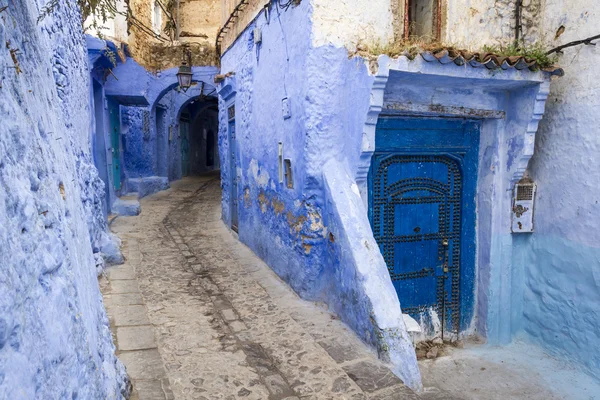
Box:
[177,46,193,92]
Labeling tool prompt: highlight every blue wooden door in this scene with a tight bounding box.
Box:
[228,105,239,232]
[369,118,479,338]
[108,100,121,191]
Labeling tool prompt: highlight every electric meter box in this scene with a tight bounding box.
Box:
[511,179,536,233]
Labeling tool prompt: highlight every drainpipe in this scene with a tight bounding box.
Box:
[515,0,523,44]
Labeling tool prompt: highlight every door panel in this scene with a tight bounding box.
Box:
[228,105,238,232]
[108,100,121,191]
[369,118,479,338]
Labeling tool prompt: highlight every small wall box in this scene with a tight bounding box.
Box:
[511,178,536,233]
[253,27,262,44]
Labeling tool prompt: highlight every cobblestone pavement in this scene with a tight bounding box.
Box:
[101,175,419,400]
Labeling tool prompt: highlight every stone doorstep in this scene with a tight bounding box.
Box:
[263,373,295,398]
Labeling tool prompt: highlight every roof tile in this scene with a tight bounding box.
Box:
[418,49,563,76]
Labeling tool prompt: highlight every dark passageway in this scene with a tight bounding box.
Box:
[178,98,219,177]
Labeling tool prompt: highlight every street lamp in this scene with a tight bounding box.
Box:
[177,47,193,92]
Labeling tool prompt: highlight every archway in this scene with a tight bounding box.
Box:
[148,77,218,183]
[178,98,219,178]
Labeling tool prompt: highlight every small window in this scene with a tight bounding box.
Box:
[228,105,235,121]
[284,159,293,189]
[406,0,440,41]
[152,1,162,36]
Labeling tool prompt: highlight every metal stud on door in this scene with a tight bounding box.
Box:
[369,118,480,340]
[372,154,462,337]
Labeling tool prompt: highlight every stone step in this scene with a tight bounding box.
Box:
[112,197,141,216]
[127,176,169,199]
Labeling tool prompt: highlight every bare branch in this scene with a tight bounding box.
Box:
[546,34,600,55]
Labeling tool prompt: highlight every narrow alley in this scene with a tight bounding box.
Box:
[102,174,418,400]
[101,176,600,400]
[2,0,600,398]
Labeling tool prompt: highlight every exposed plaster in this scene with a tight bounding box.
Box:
[310,0,394,49]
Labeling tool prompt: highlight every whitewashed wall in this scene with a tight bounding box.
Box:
[310,0,394,48]
[517,0,600,380]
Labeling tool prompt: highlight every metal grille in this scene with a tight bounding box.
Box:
[516,184,534,201]
[228,105,235,121]
[372,154,462,335]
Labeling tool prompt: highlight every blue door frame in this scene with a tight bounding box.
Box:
[368,117,479,337]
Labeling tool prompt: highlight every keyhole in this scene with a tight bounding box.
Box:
[413,226,421,233]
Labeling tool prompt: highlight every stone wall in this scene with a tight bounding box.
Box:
[121,0,218,71]
[0,0,128,397]
[311,0,393,48]
[219,0,267,52]
[445,0,543,47]
[127,0,156,67]
[180,0,221,44]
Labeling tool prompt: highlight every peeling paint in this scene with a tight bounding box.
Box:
[272,198,285,215]
[243,187,251,208]
[248,158,270,188]
[258,191,269,213]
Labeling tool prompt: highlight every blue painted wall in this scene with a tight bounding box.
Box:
[105,60,218,194]
[512,41,600,379]
[218,0,586,387]
[217,0,600,390]
[121,105,157,178]
[0,0,127,397]
[218,1,422,389]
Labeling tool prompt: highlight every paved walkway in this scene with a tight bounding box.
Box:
[101,175,418,400]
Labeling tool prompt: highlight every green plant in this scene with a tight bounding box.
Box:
[102,46,117,67]
[356,39,457,60]
[482,41,558,69]
[356,39,559,69]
